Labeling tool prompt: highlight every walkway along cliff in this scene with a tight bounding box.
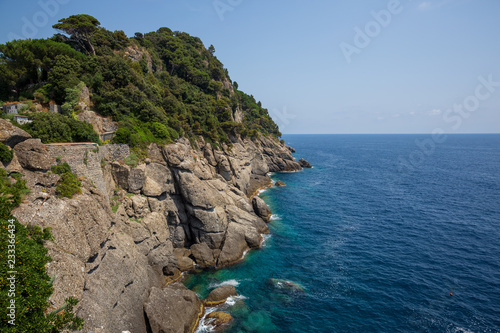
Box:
[1,120,311,333]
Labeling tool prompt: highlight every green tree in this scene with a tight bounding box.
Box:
[53,14,101,55]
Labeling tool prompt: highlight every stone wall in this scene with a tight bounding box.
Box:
[46,143,130,200]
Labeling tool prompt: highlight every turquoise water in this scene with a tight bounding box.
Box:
[186,134,500,333]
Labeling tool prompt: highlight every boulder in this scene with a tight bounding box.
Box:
[204,285,238,306]
[190,243,215,268]
[142,177,163,197]
[111,162,130,190]
[298,158,312,168]
[173,248,195,272]
[128,164,146,192]
[0,118,31,148]
[13,139,52,171]
[144,285,203,333]
[252,196,271,222]
[275,180,286,187]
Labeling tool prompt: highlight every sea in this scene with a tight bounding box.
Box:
[186,134,500,333]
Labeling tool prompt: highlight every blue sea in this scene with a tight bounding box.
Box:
[186,134,500,333]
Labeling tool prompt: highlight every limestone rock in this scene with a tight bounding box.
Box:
[252,196,271,222]
[128,164,146,192]
[174,248,195,271]
[142,177,163,197]
[204,285,238,306]
[111,162,130,190]
[298,158,312,168]
[144,285,203,333]
[13,139,52,171]
[275,180,286,187]
[0,118,32,148]
[190,243,216,268]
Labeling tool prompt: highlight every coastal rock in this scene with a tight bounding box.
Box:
[206,311,233,328]
[252,196,272,222]
[142,176,163,197]
[275,180,286,187]
[190,243,216,268]
[145,162,175,194]
[204,285,238,306]
[174,248,196,271]
[128,164,146,192]
[298,158,312,168]
[14,139,52,171]
[144,284,203,333]
[0,118,32,147]
[111,162,130,190]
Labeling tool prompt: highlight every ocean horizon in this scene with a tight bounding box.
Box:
[188,133,500,332]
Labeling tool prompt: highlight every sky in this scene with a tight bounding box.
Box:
[0,0,499,134]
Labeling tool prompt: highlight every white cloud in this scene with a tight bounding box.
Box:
[429,109,442,116]
[418,1,433,10]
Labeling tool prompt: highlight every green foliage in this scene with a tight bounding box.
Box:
[1,15,283,149]
[50,163,72,175]
[53,14,100,56]
[0,170,83,331]
[21,113,99,144]
[124,153,139,168]
[0,143,13,163]
[55,172,81,199]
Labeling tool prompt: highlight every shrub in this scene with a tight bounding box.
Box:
[0,143,13,163]
[0,170,83,331]
[56,173,81,199]
[51,163,72,175]
[124,153,139,168]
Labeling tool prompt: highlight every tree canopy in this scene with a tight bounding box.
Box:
[52,14,101,55]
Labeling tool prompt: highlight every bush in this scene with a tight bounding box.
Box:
[51,163,71,175]
[55,172,81,199]
[0,170,83,331]
[124,153,139,168]
[0,143,13,163]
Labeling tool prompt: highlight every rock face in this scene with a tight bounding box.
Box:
[12,133,305,333]
[298,158,312,168]
[204,285,238,306]
[0,118,32,147]
[14,139,52,170]
[252,196,272,222]
[144,285,203,333]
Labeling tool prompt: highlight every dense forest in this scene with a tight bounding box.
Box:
[0,14,282,149]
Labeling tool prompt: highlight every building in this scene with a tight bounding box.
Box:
[2,103,28,115]
[13,115,32,125]
[50,104,62,113]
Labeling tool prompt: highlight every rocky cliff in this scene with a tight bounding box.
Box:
[1,120,306,333]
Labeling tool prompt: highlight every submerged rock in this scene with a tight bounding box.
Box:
[275,180,286,187]
[206,311,233,328]
[266,278,306,293]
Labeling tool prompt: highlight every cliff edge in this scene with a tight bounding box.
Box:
[1,127,307,333]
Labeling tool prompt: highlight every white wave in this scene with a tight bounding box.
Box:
[209,279,240,289]
[225,294,247,306]
[258,187,268,195]
[260,233,271,247]
[270,214,281,221]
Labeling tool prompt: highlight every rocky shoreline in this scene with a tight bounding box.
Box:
[1,119,310,333]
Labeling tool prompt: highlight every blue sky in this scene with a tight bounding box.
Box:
[1,0,499,134]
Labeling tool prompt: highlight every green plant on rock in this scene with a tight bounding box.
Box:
[55,173,81,199]
[0,143,13,163]
[124,153,139,168]
[0,170,83,332]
